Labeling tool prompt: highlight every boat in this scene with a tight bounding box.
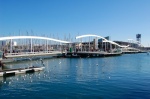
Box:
[121,47,140,54]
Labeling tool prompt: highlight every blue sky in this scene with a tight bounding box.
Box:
[0,0,150,46]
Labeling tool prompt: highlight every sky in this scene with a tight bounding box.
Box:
[0,0,150,46]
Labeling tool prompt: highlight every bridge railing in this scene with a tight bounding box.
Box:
[5,51,62,56]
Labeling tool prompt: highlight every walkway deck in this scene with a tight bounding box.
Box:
[65,51,122,58]
[0,51,63,63]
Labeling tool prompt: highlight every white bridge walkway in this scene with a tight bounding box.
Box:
[0,36,70,63]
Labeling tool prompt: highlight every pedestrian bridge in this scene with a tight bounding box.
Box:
[0,36,70,43]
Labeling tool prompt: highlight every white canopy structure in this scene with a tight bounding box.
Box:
[0,36,70,43]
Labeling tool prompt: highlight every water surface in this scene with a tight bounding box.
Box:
[0,53,150,99]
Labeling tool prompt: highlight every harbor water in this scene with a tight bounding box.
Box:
[0,53,150,99]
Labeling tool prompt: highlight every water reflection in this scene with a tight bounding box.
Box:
[1,57,117,87]
[75,57,116,82]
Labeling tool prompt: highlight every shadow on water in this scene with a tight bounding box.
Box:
[1,57,51,70]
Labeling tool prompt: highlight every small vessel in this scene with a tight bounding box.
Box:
[122,47,140,54]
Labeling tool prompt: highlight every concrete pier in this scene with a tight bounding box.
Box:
[0,51,63,63]
[0,66,45,77]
